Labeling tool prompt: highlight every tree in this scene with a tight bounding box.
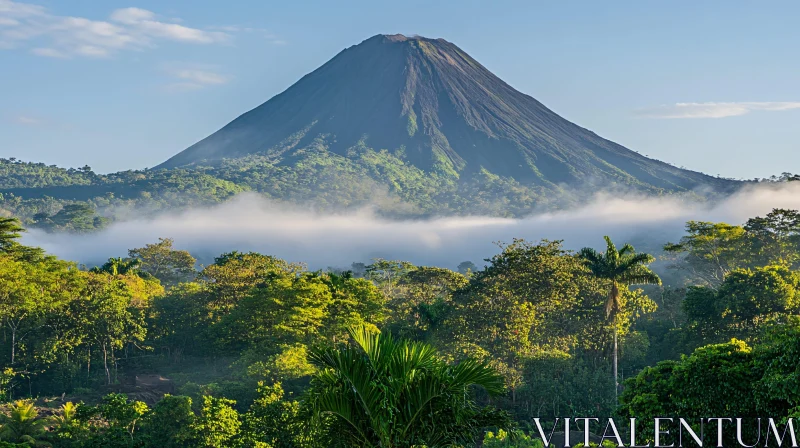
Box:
[199,252,304,318]
[390,266,467,339]
[444,239,606,402]
[579,236,661,400]
[456,261,477,276]
[128,238,196,287]
[238,382,313,448]
[150,282,208,361]
[619,339,759,446]
[45,203,105,233]
[0,401,47,446]
[664,221,747,286]
[0,218,24,253]
[90,257,142,277]
[189,396,241,448]
[80,274,148,385]
[685,265,800,342]
[365,259,416,298]
[743,208,800,267]
[306,326,510,447]
[320,271,386,343]
[218,272,333,351]
[139,395,196,448]
[0,255,78,366]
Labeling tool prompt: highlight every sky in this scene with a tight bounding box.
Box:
[1,0,798,179]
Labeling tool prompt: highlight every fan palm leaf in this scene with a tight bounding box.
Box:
[306,326,510,447]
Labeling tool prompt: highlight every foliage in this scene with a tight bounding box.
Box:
[306,326,511,447]
[0,209,796,446]
[189,396,241,448]
[128,238,196,287]
[0,401,47,446]
[483,429,545,448]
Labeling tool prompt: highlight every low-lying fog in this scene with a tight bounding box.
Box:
[22,182,800,270]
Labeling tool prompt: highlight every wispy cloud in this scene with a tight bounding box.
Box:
[13,114,42,125]
[635,102,800,119]
[0,1,232,58]
[162,63,230,92]
[208,24,286,45]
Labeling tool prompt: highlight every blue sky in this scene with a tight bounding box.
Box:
[1,0,798,179]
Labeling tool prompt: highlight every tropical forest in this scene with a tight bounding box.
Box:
[0,201,798,446]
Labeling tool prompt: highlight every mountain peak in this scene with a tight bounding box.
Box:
[376,33,446,43]
[158,34,731,195]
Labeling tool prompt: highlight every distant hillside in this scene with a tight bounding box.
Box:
[160,34,734,195]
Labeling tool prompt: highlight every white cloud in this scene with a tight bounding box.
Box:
[636,102,800,119]
[162,63,230,91]
[0,1,234,58]
[108,7,154,24]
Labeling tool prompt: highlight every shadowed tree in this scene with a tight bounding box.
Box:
[0,217,24,252]
[0,400,48,446]
[579,236,661,400]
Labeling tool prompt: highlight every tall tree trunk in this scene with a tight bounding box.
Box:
[613,315,619,404]
[102,342,110,385]
[10,326,15,364]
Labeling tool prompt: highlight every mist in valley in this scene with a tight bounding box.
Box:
[22,182,800,271]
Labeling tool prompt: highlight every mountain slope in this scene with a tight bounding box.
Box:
[159,34,730,193]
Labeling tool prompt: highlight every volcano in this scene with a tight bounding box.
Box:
[159,34,731,195]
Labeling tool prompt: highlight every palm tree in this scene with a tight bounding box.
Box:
[0,400,49,446]
[306,326,510,447]
[0,217,24,252]
[578,236,661,400]
[50,401,77,429]
[91,257,141,276]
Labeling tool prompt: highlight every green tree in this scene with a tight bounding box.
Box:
[444,239,606,402]
[717,265,800,331]
[139,395,196,448]
[753,317,800,417]
[664,221,747,286]
[238,382,313,448]
[683,265,800,342]
[483,429,545,448]
[150,282,208,361]
[199,252,304,319]
[90,258,142,277]
[128,238,197,287]
[390,267,467,339]
[0,218,24,253]
[578,236,661,399]
[743,208,800,266]
[0,401,48,447]
[306,326,510,447]
[80,274,148,385]
[365,259,416,298]
[189,396,241,448]
[456,261,477,276]
[320,271,386,343]
[619,339,759,446]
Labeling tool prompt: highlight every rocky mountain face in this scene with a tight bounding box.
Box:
[159,34,730,194]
